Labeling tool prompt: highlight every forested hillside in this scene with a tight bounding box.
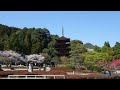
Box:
[0,24,59,62]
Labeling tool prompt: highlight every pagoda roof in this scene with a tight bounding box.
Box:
[56,36,70,40]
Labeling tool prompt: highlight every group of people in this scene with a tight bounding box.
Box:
[39,62,55,68]
[26,61,55,71]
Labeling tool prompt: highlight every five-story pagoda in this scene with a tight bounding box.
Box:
[55,27,70,57]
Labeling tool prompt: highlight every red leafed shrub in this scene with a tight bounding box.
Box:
[109,59,120,68]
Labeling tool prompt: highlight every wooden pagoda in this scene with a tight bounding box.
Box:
[55,27,70,57]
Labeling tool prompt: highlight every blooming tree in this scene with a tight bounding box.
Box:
[26,54,45,63]
[0,50,45,65]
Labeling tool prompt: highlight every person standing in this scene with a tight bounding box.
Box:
[109,70,111,76]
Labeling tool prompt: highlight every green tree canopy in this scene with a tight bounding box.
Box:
[112,42,120,59]
[83,51,111,66]
[94,45,101,52]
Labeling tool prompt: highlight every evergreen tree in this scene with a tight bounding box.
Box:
[4,35,10,50]
[94,45,101,52]
[113,42,120,59]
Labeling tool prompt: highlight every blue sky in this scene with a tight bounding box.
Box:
[0,11,120,47]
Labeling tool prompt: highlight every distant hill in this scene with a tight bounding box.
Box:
[84,43,94,49]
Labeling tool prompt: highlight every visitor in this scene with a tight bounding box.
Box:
[0,64,1,71]
[109,70,111,76]
[51,62,55,67]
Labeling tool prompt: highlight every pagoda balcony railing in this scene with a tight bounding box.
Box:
[55,43,70,45]
[55,46,70,48]
[55,45,70,47]
[56,40,70,42]
[55,48,70,50]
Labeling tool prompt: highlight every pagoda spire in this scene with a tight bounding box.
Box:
[62,26,64,37]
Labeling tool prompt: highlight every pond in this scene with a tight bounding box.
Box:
[66,71,95,75]
[99,73,120,77]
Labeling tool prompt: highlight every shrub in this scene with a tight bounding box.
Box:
[87,65,103,72]
[65,64,75,69]
[60,56,70,64]
[93,66,103,72]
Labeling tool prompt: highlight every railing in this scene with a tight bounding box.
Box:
[8,75,65,79]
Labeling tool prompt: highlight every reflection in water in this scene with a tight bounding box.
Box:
[99,73,120,77]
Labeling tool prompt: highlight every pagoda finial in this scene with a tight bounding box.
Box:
[62,26,64,37]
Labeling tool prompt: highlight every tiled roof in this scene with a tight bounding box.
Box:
[56,36,70,40]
